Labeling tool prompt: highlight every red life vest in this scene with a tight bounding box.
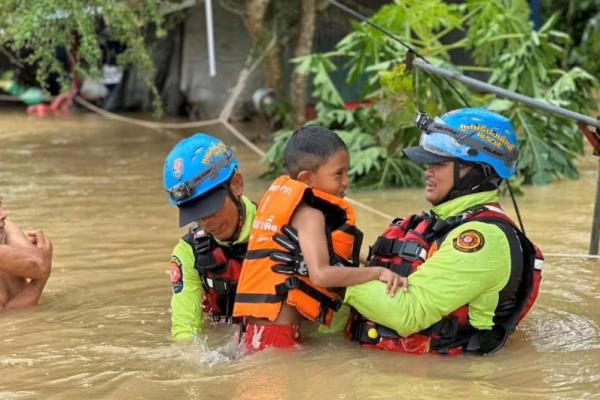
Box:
[347,204,543,355]
[182,226,247,322]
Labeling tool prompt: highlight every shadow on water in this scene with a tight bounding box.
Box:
[0,110,598,399]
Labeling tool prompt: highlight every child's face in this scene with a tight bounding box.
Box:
[309,149,350,198]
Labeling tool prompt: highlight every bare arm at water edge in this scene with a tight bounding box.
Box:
[291,203,404,295]
[4,218,34,247]
[0,230,52,311]
[0,229,52,280]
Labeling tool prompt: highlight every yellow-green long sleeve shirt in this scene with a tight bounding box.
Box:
[169,196,255,341]
[344,191,512,337]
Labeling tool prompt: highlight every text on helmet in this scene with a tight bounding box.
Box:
[460,124,515,152]
[202,142,228,165]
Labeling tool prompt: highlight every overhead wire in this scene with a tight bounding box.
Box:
[0,3,596,260]
[328,0,529,234]
[327,0,471,108]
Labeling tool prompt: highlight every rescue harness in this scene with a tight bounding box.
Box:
[347,205,543,356]
[183,226,246,323]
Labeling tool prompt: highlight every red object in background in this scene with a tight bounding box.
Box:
[27,34,80,118]
[343,100,372,111]
[26,92,76,116]
[305,104,317,121]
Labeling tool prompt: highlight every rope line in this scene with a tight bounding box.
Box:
[73,68,600,263]
[543,253,600,260]
[4,24,597,261]
[75,97,221,129]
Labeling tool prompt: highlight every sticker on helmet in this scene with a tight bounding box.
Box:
[173,158,183,180]
[170,256,183,293]
[452,230,485,253]
[202,143,227,164]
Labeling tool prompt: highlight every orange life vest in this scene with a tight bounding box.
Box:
[347,205,543,355]
[233,175,362,326]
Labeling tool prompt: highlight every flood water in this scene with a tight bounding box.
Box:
[0,110,598,399]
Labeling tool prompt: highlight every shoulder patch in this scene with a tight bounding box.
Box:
[169,256,183,293]
[170,255,182,267]
[452,229,485,253]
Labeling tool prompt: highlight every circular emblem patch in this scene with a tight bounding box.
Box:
[169,262,182,283]
[452,230,484,253]
[169,256,184,293]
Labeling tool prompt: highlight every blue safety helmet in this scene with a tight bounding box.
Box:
[403,108,519,179]
[163,133,238,226]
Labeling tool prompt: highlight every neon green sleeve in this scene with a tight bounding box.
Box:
[344,221,511,337]
[170,239,204,341]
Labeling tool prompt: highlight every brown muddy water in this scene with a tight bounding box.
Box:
[0,110,598,400]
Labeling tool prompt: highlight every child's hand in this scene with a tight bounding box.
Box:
[377,268,408,297]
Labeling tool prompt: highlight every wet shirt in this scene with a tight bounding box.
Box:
[169,196,255,341]
[344,191,512,337]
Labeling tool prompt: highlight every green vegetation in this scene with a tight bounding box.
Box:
[264,0,598,187]
[541,0,600,76]
[0,0,166,112]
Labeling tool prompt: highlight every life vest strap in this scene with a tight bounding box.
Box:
[204,277,236,296]
[371,236,427,261]
[245,248,281,260]
[352,204,542,355]
[235,292,285,304]
[275,277,343,313]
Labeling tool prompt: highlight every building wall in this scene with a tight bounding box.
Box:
[180,2,263,120]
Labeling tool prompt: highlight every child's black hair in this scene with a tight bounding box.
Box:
[284,125,348,179]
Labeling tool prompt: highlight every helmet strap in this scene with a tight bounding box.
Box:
[441,160,502,203]
[226,185,245,241]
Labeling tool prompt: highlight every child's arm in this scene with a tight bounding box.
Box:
[291,204,404,295]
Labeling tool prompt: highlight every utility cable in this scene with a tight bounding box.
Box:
[506,181,526,234]
[327,0,542,243]
[327,0,471,107]
[2,5,596,261]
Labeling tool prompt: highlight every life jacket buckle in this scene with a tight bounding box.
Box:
[211,279,230,295]
[284,277,301,290]
[395,241,423,261]
[370,236,394,257]
[331,297,343,312]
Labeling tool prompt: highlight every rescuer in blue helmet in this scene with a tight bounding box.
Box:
[163,133,256,341]
[403,107,519,204]
[345,108,544,356]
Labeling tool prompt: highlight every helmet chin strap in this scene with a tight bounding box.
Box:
[226,188,245,241]
[440,160,502,204]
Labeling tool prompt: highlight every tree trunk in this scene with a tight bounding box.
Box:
[244,0,283,97]
[290,0,317,128]
[244,0,270,39]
